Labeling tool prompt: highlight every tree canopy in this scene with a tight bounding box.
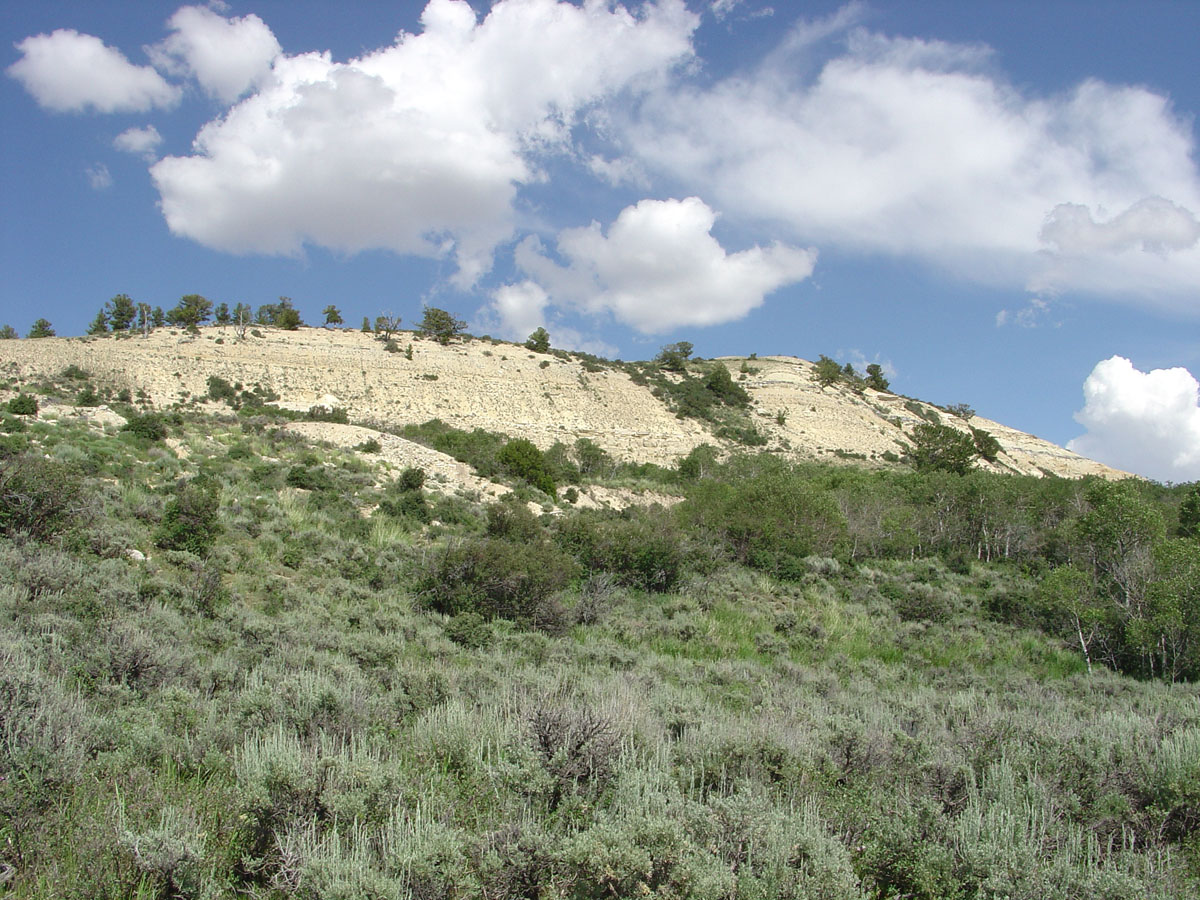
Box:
[907,422,978,475]
[165,295,212,330]
[655,341,693,372]
[106,294,137,331]
[418,307,466,345]
[525,327,550,353]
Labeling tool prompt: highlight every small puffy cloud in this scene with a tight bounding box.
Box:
[1040,197,1200,256]
[995,296,1051,328]
[1068,356,1200,483]
[620,22,1200,307]
[489,280,550,340]
[150,0,697,284]
[148,5,280,103]
[114,125,163,160]
[7,29,180,113]
[710,0,775,23]
[516,196,816,333]
[586,154,648,188]
[86,163,113,190]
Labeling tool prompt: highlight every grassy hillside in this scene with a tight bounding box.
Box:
[1,368,1198,899]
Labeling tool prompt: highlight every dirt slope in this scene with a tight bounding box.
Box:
[0,326,1128,479]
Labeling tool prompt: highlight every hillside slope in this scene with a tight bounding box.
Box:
[0,325,1127,479]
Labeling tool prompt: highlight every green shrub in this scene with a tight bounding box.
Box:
[498,438,557,499]
[416,536,575,623]
[485,500,542,543]
[1146,727,1200,844]
[574,438,611,478]
[206,375,238,404]
[285,465,333,492]
[399,467,426,492]
[556,508,685,592]
[715,420,768,446]
[703,363,750,407]
[444,611,491,648]
[377,486,429,523]
[75,384,100,407]
[7,394,37,416]
[354,437,382,453]
[305,405,348,423]
[154,479,221,554]
[0,455,91,540]
[121,412,169,442]
[970,426,1002,462]
[681,457,846,578]
[400,419,508,475]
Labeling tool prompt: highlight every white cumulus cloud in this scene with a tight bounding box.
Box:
[1068,356,1200,483]
[7,28,180,113]
[513,196,816,333]
[114,125,164,160]
[489,280,551,340]
[480,280,616,355]
[148,5,281,103]
[149,0,697,285]
[1040,196,1200,256]
[618,22,1200,308]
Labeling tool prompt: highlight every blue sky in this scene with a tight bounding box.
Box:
[3,0,1199,481]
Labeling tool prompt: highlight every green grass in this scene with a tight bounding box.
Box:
[1,398,1198,897]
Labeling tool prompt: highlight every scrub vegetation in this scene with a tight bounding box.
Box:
[1,366,1198,899]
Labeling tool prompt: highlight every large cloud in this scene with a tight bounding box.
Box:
[508,196,816,332]
[618,22,1200,307]
[1068,356,1200,483]
[7,29,180,113]
[148,5,281,103]
[149,0,697,285]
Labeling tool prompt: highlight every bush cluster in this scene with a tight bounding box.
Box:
[417,535,575,624]
[2,393,1200,898]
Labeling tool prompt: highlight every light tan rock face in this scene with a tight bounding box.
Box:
[737,356,1130,479]
[0,328,1129,479]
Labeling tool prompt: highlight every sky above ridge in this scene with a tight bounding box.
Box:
[3,0,1199,482]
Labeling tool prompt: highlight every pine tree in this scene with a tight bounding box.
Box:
[87,308,109,335]
[106,294,137,331]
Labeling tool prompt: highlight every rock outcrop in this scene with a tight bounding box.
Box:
[0,326,1129,479]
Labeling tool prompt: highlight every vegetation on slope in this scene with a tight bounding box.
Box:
[0,368,1198,898]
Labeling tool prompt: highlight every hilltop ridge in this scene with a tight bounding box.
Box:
[0,324,1127,480]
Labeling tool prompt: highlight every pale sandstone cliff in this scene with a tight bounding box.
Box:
[0,325,1129,480]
